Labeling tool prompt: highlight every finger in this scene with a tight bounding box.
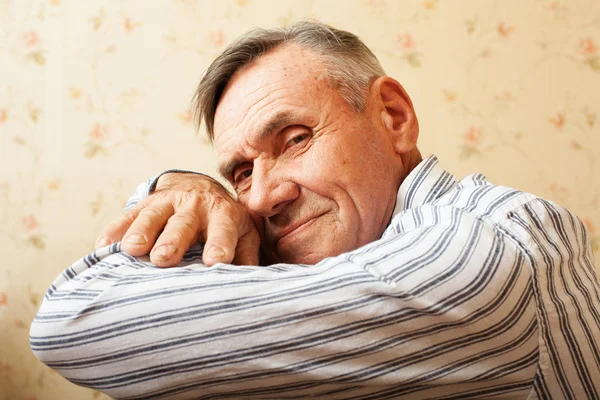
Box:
[121,202,175,256]
[202,212,240,267]
[95,207,142,249]
[150,207,201,267]
[232,228,260,266]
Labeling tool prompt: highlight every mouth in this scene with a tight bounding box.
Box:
[274,213,326,248]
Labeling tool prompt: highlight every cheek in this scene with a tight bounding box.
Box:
[294,148,362,223]
[295,147,347,194]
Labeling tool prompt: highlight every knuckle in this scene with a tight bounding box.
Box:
[138,206,167,221]
[101,219,121,234]
[211,216,238,236]
[224,218,240,233]
[168,213,197,234]
[116,210,137,227]
[206,193,230,211]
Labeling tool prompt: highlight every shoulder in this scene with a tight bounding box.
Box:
[384,172,592,261]
[385,173,534,237]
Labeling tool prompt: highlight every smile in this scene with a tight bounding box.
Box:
[275,213,325,247]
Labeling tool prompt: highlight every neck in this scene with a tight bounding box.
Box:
[378,147,423,238]
[402,147,423,180]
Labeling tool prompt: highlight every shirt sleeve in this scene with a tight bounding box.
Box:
[30,205,539,400]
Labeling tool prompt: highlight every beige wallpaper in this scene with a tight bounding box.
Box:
[1,0,599,399]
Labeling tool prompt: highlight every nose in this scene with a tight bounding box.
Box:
[244,159,299,218]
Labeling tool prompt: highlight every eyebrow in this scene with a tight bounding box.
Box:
[217,110,300,179]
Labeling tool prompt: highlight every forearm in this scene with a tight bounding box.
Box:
[31,243,389,397]
[30,215,537,399]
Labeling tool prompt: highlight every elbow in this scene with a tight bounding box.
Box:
[29,304,61,365]
[29,295,81,367]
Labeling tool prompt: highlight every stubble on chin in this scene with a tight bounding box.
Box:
[270,213,351,265]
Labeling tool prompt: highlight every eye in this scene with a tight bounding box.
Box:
[233,166,253,185]
[286,133,309,148]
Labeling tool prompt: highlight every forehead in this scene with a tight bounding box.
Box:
[213,44,330,154]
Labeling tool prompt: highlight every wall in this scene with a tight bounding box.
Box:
[1,0,598,398]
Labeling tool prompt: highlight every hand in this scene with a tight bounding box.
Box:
[95,173,260,267]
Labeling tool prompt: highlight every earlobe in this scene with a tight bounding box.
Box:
[374,77,419,155]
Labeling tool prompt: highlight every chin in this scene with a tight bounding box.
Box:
[276,246,344,265]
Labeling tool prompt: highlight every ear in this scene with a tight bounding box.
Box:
[371,76,419,155]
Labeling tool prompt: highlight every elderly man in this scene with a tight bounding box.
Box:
[31,22,600,399]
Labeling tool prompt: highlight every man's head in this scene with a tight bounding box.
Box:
[194,21,421,264]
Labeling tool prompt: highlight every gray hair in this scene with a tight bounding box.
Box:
[192,20,386,141]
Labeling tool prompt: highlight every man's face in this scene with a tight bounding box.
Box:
[213,45,404,264]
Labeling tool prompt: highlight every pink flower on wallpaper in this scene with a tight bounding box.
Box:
[464,126,484,146]
[89,123,109,142]
[583,218,596,234]
[396,33,415,52]
[495,91,514,102]
[22,215,40,233]
[550,2,568,12]
[209,31,226,48]
[442,89,457,103]
[123,16,142,33]
[69,87,82,99]
[423,0,437,11]
[177,110,193,124]
[368,0,386,8]
[21,215,45,249]
[0,108,6,123]
[22,30,40,48]
[395,33,422,67]
[121,87,139,97]
[21,31,45,64]
[579,37,598,58]
[549,112,565,129]
[47,178,62,191]
[497,22,515,38]
[0,292,7,306]
[549,183,568,196]
[85,124,110,158]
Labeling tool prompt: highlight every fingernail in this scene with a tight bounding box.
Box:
[96,237,110,248]
[125,233,147,245]
[154,245,176,260]
[206,246,225,260]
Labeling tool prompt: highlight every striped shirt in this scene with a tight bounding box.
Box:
[30,155,600,399]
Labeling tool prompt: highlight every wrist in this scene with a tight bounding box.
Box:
[152,170,208,193]
[154,171,229,195]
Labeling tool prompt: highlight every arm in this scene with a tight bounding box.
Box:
[30,206,538,399]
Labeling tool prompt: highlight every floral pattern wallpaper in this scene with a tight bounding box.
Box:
[1,0,599,399]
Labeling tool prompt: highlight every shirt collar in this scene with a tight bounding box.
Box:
[390,155,457,219]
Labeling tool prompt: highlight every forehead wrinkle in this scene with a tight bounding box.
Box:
[255,109,299,141]
[241,86,293,130]
[215,52,325,180]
